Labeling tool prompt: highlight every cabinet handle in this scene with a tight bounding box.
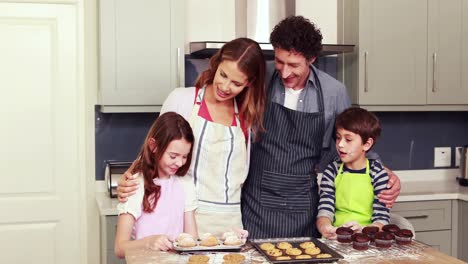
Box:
[432,52,437,92]
[405,215,429,220]
[177,48,182,87]
[364,51,368,92]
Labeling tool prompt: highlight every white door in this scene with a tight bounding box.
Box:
[0,3,82,264]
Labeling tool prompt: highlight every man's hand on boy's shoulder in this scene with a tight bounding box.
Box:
[378,167,401,208]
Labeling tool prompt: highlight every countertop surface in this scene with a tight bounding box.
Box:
[124,240,467,264]
[96,169,468,216]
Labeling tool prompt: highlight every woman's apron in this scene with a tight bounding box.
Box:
[333,160,374,227]
[188,87,247,236]
[242,68,325,239]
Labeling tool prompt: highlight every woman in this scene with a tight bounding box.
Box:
[117,38,266,236]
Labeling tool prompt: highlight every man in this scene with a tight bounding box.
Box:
[240,16,400,239]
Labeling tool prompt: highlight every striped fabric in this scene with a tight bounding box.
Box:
[317,159,390,225]
[187,88,248,235]
[242,68,325,239]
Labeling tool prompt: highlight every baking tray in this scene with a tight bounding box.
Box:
[250,237,343,263]
[173,238,246,252]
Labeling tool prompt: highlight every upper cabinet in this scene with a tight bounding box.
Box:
[99,0,185,112]
[338,0,468,110]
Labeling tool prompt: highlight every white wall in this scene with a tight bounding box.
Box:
[185,0,236,52]
[295,0,337,43]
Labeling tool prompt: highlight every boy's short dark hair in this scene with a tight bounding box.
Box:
[335,107,381,145]
[269,15,323,60]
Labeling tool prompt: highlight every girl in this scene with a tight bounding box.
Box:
[114,112,198,258]
[117,38,266,236]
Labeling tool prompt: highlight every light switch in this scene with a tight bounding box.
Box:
[434,147,451,167]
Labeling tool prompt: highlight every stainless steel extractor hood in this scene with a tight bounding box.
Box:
[189,0,354,59]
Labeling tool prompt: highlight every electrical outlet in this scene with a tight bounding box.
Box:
[434,147,451,167]
[455,146,463,167]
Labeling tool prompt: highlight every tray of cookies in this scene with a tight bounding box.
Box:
[173,232,246,252]
[250,237,343,263]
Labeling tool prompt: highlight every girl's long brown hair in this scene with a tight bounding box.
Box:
[195,38,266,139]
[132,112,194,213]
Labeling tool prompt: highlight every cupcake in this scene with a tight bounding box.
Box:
[336,226,354,243]
[395,229,413,245]
[351,233,370,250]
[362,226,379,242]
[374,231,395,248]
[382,224,400,234]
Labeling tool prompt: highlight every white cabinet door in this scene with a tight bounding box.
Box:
[427,0,468,104]
[99,0,184,112]
[0,3,82,264]
[358,0,427,105]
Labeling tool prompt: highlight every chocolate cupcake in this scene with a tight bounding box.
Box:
[374,231,395,248]
[336,227,354,243]
[362,226,379,242]
[351,233,370,250]
[395,229,413,245]
[382,224,400,234]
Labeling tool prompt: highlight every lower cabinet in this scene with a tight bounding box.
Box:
[392,200,452,256]
[101,215,125,264]
[459,200,468,262]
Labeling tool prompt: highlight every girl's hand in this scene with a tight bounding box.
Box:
[318,224,337,240]
[145,235,174,251]
[342,221,362,233]
[231,228,249,239]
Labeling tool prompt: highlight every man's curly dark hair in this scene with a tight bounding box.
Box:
[270,16,323,60]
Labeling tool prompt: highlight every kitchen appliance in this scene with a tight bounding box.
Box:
[104,161,132,198]
[189,0,354,59]
[459,146,468,186]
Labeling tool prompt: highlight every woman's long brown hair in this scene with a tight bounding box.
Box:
[195,38,266,139]
[131,112,194,213]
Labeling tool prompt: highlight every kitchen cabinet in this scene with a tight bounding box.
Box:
[458,200,468,262]
[392,200,453,256]
[100,215,125,264]
[99,0,185,113]
[338,0,468,110]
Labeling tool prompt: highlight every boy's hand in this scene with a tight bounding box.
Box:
[342,221,362,233]
[318,224,337,240]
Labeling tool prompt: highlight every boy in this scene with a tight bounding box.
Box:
[317,107,390,239]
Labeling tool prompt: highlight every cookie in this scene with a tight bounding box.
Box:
[221,231,237,240]
[276,256,291,260]
[188,255,209,263]
[223,253,246,262]
[178,237,197,247]
[304,246,321,255]
[266,248,282,257]
[276,241,292,250]
[295,255,312,259]
[223,235,243,246]
[259,242,275,251]
[200,235,219,247]
[299,241,316,249]
[316,253,332,258]
[285,247,302,256]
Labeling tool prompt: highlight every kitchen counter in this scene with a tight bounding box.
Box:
[96,169,468,216]
[124,240,467,264]
[395,169,468,202]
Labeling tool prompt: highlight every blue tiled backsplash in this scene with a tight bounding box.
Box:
[95,56,468,180]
